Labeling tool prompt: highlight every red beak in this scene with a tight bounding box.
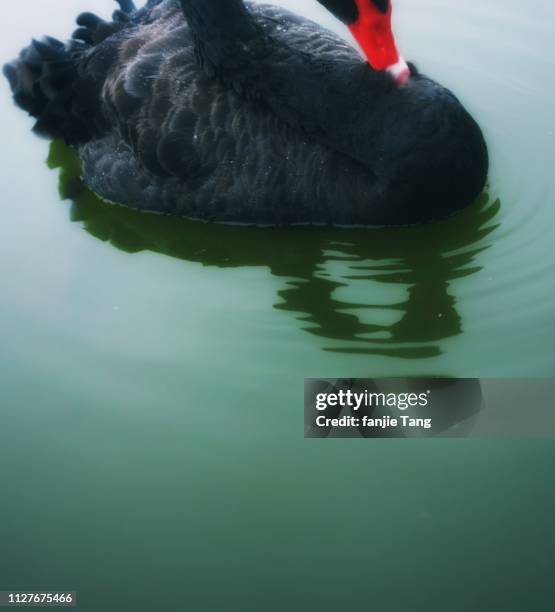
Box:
[348,0,410,84]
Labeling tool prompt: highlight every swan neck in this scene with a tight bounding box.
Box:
[179,0,263,71]
[179,0,258,40]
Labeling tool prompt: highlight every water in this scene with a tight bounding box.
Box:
[0,1,554,609]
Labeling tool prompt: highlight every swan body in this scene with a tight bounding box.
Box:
[4,0,488,226]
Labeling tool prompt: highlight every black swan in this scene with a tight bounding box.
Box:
[4,0,488,226]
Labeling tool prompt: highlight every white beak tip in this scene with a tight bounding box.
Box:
[386,57,411,85]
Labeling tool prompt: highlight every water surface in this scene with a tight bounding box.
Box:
[0,1,554,610]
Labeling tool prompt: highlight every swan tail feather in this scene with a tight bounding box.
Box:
[72,0,140,46]
[2,37,87,141]
[3,0,140,142]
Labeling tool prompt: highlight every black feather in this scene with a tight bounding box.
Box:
[32,38,66,61]
[76,12,104,28]
[115,0,136,14]
[72,28,94,45]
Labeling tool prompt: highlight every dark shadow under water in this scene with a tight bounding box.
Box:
[47,140,501,361]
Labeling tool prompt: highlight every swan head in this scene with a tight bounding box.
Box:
[317,0,409,85]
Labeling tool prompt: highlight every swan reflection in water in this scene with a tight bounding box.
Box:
[48,140,500,360]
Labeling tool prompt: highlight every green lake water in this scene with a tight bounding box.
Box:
[1,0,554,609]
